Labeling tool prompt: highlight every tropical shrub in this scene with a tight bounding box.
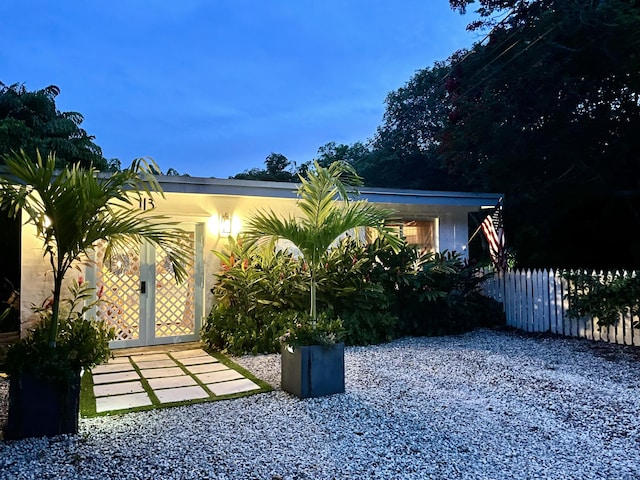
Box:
[202,236,399,353]
[202,237,306,355]
[315,237,398,345]
[202,236,504,354]
[377,248,505,336]
[4,280,114,387]
[279,311,344,348]
[562,269,640,327]
[244,161,401,329]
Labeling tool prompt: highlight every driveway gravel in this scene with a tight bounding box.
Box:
[1,329,639,479]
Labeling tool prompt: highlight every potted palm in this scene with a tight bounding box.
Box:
[0,151,191,439]
[245,161,400,398]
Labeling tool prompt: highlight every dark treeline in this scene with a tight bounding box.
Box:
[237,0,640,270]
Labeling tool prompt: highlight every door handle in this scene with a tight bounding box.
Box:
[140,281,146,294]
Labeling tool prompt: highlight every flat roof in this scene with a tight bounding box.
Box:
[156,175,503,207]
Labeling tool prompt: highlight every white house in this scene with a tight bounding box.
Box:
[17,175,502,349]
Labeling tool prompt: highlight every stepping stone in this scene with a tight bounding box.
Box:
[108,356,134,364]
[93,371,140,384]
[207,378,261,396]
[170,349,208,359]
[96,392,152,412]
[134,359,177,369]
[94,381,145,397]
[92,362,135,374]
[139,367,184,378]
[195,369,244,384]
[155,385,209,403]
[147,375,197,390]
[180,356,218,366]
[130,353,170,362]
[184,363,228,374]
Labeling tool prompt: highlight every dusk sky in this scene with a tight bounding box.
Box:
[1,1,481,178]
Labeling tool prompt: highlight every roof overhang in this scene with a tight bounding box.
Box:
[156,175,503,208]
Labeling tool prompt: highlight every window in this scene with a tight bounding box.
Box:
[370,219,435,254]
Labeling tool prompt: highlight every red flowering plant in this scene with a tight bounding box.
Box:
[4,278,115,387]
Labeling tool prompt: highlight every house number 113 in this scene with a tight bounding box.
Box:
[139,198,155,210]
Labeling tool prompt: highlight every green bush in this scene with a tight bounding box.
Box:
[202,236,400,353]
[562,269,640,327]
[202,236,503,355]
[202,306,294,355]
[4,281,114,387]
[201,236,308,355]
[315,237,399,345]
[376,248,505,337]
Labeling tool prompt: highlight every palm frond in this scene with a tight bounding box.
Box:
[0,150,193,345]
[244,161,399,321]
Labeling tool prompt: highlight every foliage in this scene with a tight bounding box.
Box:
[0,150,192,348]
[0,278,19,333]
[244,160,401,323]
[278,311,344,348]
[331,0,640,270]
[202,306,295,356]
[315,237,398,345]
[202,236,382,354]
[202,235,309,355]
[562,270,640,328]
[202,233,502,354]
[441,0,640,269]
[211,235,308,314]
[366,60,459,191]
[0,82,110,170]
[4,280,115,388]
[374,247,504,336]
[232,152,298,182]
[410,255,505,336]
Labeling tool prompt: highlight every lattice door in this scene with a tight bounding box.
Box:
[153,232,195,338]
[94,242,142,342]
[93,230,197,347]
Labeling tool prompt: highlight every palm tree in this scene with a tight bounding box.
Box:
[0,150,192,347]
[244,161,401,323]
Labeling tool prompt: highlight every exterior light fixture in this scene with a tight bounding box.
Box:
[220,213,231,235]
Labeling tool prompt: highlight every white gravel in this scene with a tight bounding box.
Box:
[1,329,640,480]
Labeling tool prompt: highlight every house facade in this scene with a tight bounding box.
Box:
[18,175,502,349]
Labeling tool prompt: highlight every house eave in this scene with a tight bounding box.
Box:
[155,175,503,207]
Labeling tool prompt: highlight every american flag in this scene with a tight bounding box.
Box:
[480,198,506,270]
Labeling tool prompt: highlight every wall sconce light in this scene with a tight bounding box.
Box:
[220,213,231,235]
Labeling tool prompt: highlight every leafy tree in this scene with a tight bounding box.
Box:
[0,83,110,170]
[365,58,465,191]
[314,141,370,167]
[441,0,640,268]
[232,152,298,182]
[356,0,640,269]
[0,151,192,347]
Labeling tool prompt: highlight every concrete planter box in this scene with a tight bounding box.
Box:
[5,371,81,439]
[281,342,345,398]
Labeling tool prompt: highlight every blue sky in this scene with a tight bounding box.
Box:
[1,1,479,178]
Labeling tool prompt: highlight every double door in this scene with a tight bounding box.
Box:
[91,224,204,348]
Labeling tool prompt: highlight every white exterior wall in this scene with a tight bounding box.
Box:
[147,192,301,319]
[436,208,473,257]
[19,223,82,334]
[17,183,500,340]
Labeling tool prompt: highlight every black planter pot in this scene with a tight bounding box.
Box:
[4,371,81,440]
[281,342,345,398]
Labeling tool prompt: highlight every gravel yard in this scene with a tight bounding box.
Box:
[1,329,640,480]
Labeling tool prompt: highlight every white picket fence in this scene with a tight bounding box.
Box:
[481,269,640,347]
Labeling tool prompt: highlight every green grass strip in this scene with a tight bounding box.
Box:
[80,347,272,418]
